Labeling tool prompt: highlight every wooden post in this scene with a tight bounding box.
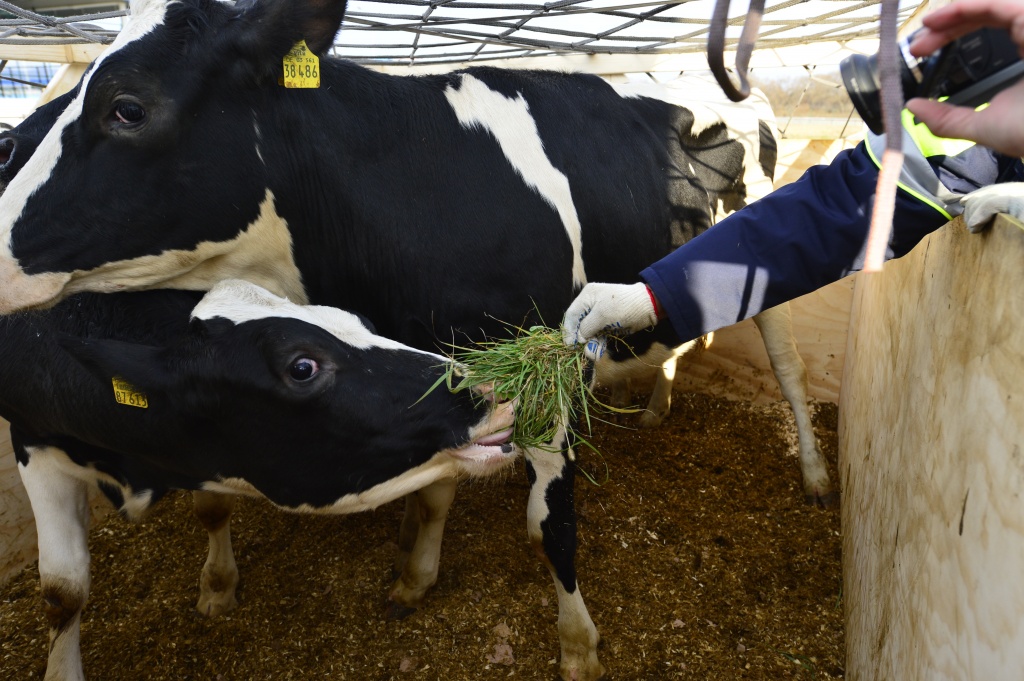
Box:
[36,63,89,106]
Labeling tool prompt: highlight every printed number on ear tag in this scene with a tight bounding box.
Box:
[112,377,149,409]
[283,40,320,89]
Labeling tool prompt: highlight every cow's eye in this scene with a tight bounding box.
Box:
[113,101,146,125]
[288,358,319,381]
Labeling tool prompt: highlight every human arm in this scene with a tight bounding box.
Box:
[562,116,1021,351]
[641,144,950,344]
[561,146,915,349]
[644,119,1022,342]
[562,141,965,350]
[904,0,1024,157]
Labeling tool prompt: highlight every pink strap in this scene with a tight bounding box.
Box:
[645,285,665,320]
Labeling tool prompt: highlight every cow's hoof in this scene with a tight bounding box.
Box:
[385,602,418,621]
[557,662,607,681]
[196,592,238,618]
[637,410,666,429]
[805,490,840,509]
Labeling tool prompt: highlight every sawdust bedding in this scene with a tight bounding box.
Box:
[0,392,843,680]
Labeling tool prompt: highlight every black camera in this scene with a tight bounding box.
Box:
[840,28,1024,135]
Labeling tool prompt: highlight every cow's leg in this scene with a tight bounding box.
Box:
[752,304,837,507]
[387,478,457,617]
[638,355,677,429]
[607,378,632,410]
[594,327,700,430]
[17,445,91,681]
[193,490,239,617]
[527,428,604,681]
[393,492,421,579]
[637,339,699,429]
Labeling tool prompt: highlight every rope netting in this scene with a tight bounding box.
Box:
[0,0,923,65]
[0,0,930,140]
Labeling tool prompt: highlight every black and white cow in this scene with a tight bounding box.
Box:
[3,278,515,681]
[0,0,834,677]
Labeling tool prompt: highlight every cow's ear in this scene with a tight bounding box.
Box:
[232,0,347,61]
[59,336,173,396]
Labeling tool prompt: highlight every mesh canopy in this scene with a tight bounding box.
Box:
[0,0,924,66]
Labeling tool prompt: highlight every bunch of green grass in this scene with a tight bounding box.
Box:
[429,325,633,455]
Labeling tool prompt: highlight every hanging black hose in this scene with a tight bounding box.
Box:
[707,0,766,102]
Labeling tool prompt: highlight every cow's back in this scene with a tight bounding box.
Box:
[276,64,682,349]
[613,76,779,245]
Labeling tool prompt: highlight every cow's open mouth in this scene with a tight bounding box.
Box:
[451,427,516,462]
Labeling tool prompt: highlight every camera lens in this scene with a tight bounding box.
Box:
[841,42,922,135]
[841,28,1023,137]
[840,53,884,134]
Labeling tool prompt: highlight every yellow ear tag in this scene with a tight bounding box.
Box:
[112,377,149,409]
[283,40,320,89]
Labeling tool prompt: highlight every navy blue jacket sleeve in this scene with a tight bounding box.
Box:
[641,143,948,344]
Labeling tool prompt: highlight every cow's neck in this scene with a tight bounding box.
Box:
[57,189,308,306]
[256,61,428,320]
[0,339,181,459]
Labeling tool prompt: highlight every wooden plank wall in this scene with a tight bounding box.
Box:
[840,214,1024,679]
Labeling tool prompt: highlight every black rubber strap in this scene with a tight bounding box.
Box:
[707,0,765,102]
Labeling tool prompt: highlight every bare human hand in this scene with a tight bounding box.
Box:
[904,0,1024,157]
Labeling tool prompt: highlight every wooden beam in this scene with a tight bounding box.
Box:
[36,62,88,105]
[0,43,106,64]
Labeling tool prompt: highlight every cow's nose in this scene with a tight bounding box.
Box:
[472,384,517,420]
[473,382,497,403]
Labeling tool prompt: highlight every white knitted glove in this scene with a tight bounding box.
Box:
[561,282,659,360]
[961,183,1024,233]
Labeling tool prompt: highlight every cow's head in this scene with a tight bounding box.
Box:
[0,91,76,192]
[0,0,348,313]
[65,280,516,509]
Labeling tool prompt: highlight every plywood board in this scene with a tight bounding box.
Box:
[0,44,105,64]
[840,214,1024,680]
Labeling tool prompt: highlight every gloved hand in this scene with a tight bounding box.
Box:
[961,183,1024,233]
[561,282,659,360]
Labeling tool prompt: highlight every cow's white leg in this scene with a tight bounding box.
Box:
[753,304,837,507]
[638,355,677,428]
[193,490,239,617]
[637,340,698,429]
[388,478,457,616]
[17,445,91,681]
[527,428,604,681]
